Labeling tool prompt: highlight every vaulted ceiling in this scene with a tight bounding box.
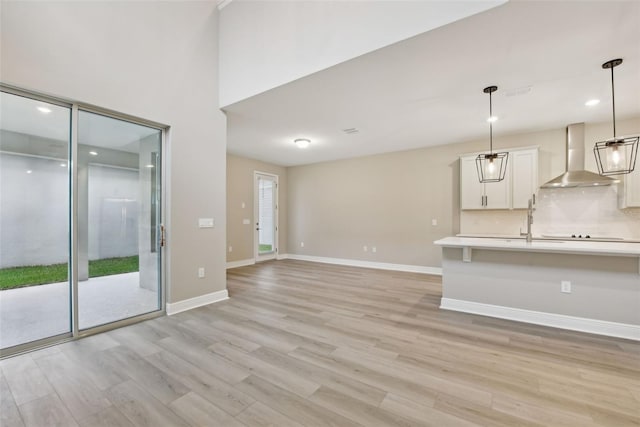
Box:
[225,1,640,166]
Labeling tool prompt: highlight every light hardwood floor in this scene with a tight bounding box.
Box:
[1,259,639,426]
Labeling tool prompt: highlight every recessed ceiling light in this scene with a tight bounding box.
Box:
[487,116,498,123]
[146,164,154,168]
[37,106,52,114]
[26,170,33,174]
[585,99,600,107]
[294,138,310,149]
[89,151,98,156]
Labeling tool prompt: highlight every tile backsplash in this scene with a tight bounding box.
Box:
[460,185,640,239]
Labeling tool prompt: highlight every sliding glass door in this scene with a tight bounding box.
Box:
[0,87,165,356]
[77,111,162,329]
[0,91,72,350]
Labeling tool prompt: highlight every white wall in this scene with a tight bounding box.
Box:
[1,1,227,303]
[286,118,640,269]
[219,0,505,107]
[87,165,140,261]
[0,153,69,268]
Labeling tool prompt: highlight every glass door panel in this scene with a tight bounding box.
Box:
[77,110,162,330]
[0,91,71,351]
[255,173,277,261]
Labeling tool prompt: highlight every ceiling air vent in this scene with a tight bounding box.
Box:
[342,128,359,134]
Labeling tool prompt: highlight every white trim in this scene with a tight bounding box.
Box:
[440,298,640,341]
[166,289,229,315]
[276,253,289,260]
[286,254,442,275]
[226,258,255,269]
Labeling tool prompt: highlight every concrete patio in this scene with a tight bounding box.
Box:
[0,272,159,349]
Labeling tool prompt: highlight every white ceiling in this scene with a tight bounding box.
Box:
[225,1,640,167]
[0,91,159,153]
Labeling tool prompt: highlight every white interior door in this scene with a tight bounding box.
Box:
[254,172,278,262]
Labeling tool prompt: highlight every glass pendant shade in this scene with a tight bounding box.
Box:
[476,152,508,182]
[476,85,508,183]
[594,136,639,176]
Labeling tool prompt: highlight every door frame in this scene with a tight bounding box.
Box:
[253,171,279,262]
[0,83,168,358]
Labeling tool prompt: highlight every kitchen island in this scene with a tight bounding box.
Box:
[434,237,640,340]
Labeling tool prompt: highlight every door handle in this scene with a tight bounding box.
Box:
[160,224,165,247]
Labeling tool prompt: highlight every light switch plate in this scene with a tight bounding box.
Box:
[242,219,250,225]
[199,218,214,228]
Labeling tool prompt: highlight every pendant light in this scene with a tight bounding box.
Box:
[593,58,639,176]
[476,86,508,183]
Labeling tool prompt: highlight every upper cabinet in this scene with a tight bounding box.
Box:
[460,156,510,209]
[618,169,640,208]
[460,147,538,210]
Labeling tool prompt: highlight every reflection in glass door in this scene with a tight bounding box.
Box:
[0,91,72,351]
[254,172,278,262]
[77,110,162,330]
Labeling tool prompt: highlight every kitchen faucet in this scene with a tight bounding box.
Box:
[520,198,534,243]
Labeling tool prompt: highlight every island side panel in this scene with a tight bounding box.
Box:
[441,247,640,326]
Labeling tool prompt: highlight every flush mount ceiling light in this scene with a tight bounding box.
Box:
[89,151,98,156]
[37,106,52,114]
[585,99,600,107]
[476,86,508,183]
[294,138,310,149]
[593,59,639,176]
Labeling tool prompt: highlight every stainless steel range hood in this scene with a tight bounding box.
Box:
[541,123,618,188]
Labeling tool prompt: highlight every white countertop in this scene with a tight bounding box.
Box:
[435,236,640,257]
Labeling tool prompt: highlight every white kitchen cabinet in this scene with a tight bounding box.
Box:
[511,148,539,209]
[618,168,640,208]
[460,147,538,210]
[460,156,510,209]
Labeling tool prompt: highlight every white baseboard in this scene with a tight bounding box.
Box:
[226,258,255,269]
[276,253,289,260]
[285,254,442,275]
[440,298,640,341]
[166,289,229,315]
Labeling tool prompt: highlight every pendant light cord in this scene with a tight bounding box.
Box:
[610,65,616,138]
[489,90,493,154]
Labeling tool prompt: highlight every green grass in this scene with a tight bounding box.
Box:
[89,255,138,278]
[0,255,139,290]
[0,263,69,290]
[259,244,273,252]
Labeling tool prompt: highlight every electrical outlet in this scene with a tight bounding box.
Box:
[363,245,368,252]
[372,246,377,253]
[561,280,571,293]
[198,267,205,278]
[228,246,233,253]
[432,219,437,226]
[300,241,304,248]
[242,202,246,209]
